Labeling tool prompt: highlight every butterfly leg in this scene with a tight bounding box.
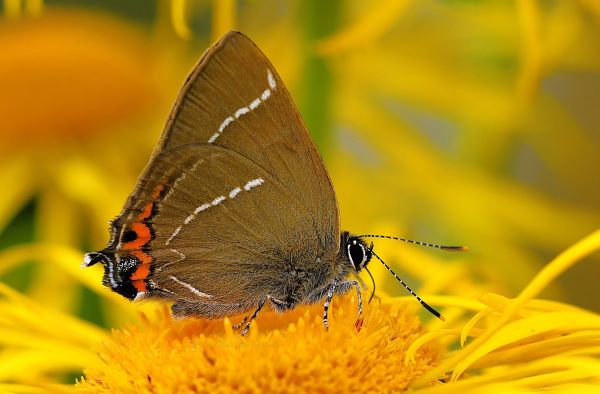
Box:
[241,298,267,336]
[320,279,363,331]
[268,295,295,312]
[322,278,339,331]
[232,315,248,330]
[335,280,364,331]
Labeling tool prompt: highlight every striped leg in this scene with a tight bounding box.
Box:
[352,281,364,331]
[335,280,364,331]
[232,315,248,330]
[322,278,339,330]
[241,298,267,336]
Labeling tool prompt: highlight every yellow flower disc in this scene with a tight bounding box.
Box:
[76,297,439,393]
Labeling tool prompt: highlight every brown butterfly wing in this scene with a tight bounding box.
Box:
[109,32,339,311]
[151,31,337,225]
[145,144,334,307]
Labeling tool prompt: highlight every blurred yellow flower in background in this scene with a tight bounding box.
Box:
[0,0,599,392]
[0,4,175,329]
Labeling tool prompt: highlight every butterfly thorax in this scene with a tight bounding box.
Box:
[260,244,353,311]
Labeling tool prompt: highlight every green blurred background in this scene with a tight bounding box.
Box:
[0,0,599,341]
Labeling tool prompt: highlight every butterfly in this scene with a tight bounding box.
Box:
[83,31,465,335]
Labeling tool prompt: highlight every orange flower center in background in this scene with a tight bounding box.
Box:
[0,9,159,150]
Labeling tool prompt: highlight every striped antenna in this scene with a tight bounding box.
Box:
[371,250,445,321]
[358,234,468,252]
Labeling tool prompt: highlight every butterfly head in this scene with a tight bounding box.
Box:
[344,233,468,319]
[342,232,373,272]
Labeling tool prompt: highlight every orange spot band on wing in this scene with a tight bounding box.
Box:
[133,280,147,292]
[138,202,154,221]
[130,262,150,281]
[131,250,152,266]
[151,184,165,200]
[122,222,152,250]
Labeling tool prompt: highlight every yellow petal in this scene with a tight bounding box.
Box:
[315,0,412,54]
[453,310,600,378]
[412,229,600,386]
[170,0,192,40]
[0,156,34,233]
[460,308,493,347]
[211,0,236,42]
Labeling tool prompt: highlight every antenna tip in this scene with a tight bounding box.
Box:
[442,245,469,252]
[439,314,446,322]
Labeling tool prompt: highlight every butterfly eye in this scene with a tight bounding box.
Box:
[347,239,367,271]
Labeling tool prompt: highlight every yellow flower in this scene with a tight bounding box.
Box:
[69,230,599,393]
[320,0,600,301]
[1,2,600,393]
[1,231,595,393]
[0,9,157,150]
[75,298,438,393]
[0,7,164,227]
[0,6,173,326]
